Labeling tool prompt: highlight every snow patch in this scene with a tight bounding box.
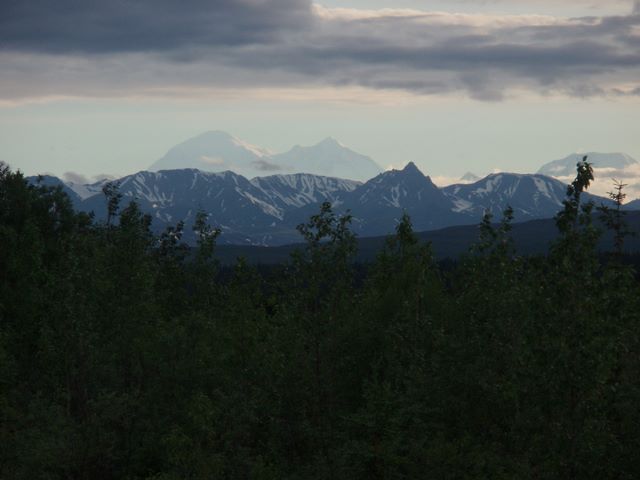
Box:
[532,177,552,199]
[452,198,473,212]
[231,137,271,157]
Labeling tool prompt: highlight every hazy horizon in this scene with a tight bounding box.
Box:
[1,0,639,189]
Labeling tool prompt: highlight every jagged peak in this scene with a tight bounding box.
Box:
[317,136,341,147]
[367,162,439,190]
[375,162,426,180]
[401,161,422,174]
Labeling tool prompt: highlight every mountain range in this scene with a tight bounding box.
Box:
[30,162,621,246]
[149,131,383,181]
[27,131,640,246]
[149,131,640,185]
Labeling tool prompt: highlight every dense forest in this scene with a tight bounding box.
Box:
[1,159,639,479]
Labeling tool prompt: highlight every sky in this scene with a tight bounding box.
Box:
[1,0,639,191]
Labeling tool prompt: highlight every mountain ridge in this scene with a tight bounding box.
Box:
[29,162,620,246]
[149,131,383,181]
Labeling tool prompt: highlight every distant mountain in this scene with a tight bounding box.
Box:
[460,172,480,182]
[624,198,640,211]
[65,178,111,200]
[80,169,295,244]
[149,131,273,180]
[538,152,638,177]
[333,162,468,236]
[76,169,361,245]
[22,167,640,259]
[444,173,570,220]
[270,137,382,181]
[444,172,612,221]
[149,131,382,181]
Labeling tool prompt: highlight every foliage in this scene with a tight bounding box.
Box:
[1,162,640,479]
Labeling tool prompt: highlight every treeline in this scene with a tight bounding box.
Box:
[1,161,640,479]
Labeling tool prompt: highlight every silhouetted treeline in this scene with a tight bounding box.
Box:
[1,161,640,479]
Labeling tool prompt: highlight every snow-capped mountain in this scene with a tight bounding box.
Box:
[65,178,111,200]
[149,131,273,180]
[444,173,570,220]
[30,161,618,246]
[333,162,470,235]
[80,169,286,242]
[149,131,383,181]
[538,152,638,177]
[444,172,612,221]
[72,169,362,244]
[269,137,382,181]
[251,173,360,210]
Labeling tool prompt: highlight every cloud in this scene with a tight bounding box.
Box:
[0,0,311,54]
[312,5,576,25]
[252,159,284,172]
[0,1,639,102]
[440,0,634,12]
[93,173,116,182]
[431,174,470,186]
[63,171,90,185]
[552,163,640,200]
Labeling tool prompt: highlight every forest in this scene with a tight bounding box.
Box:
[1,159,639,479]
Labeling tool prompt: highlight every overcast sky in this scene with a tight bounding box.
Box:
[1,0,639,183]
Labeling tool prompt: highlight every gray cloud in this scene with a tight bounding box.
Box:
[0,0,311,53]
[63,171,89,184]
[252,159,284,172]
[0,0,639,101]
[452,0,629,3]
[93,173,116,182]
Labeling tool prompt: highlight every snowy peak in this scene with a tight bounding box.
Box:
[66,178,111,200]
[271,138,382,181]
[180,131,269,158]
[443,172,573,219]
[538,152,638,177]
[460,172,480,182]
[149,131,272,179]
[149,131,383,182]
[316,137,342,148]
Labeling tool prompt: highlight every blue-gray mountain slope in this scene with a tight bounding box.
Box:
[31,164,614,246]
